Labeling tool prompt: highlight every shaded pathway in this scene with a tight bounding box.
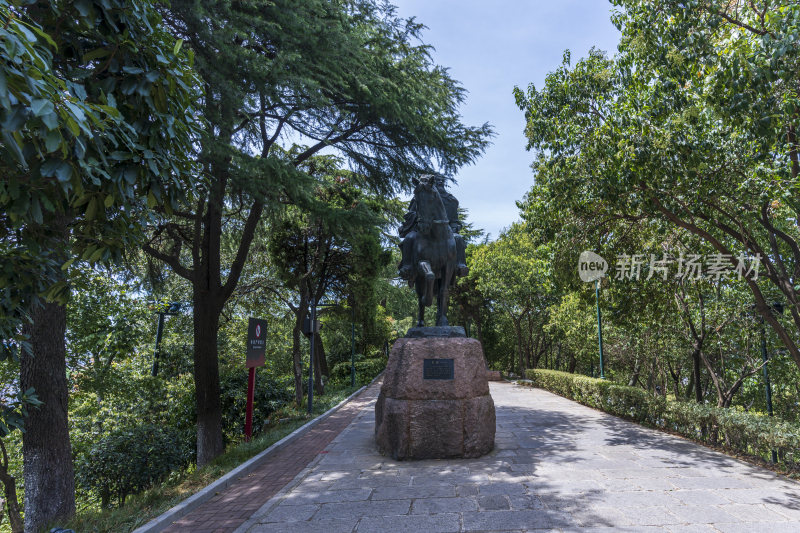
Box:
[236,382,800,532]
[161,382,381,533]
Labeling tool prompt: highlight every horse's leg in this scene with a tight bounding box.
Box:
[436,266,451,327]
[417,293,426,328]
[414,276,425,327]
[434,276,445,327]
[419,261,434,307]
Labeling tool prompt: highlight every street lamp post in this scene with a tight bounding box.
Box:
[304,299,343,414]
[152,301,181,377]
[760,316,777,463]
[595,279,605,379]
[308,298,316,415]
[351,306,356,387]
[579,251,608,379]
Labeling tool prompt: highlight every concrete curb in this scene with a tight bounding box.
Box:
[233,377,382,533]
[132,384,368,533]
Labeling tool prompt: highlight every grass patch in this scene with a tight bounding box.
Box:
[60,384,361,533]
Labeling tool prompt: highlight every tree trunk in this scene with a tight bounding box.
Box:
[0,439,23,533]
[292,325,304,407]
[512,317,525,375]
[719,379,747,408]
[667,361,681,400]
[21,300,76,533]
[555,342,562,371]
[691,347,703,403]
[192,294,224,466]
[628,356,641,387]
[291,294,310,407]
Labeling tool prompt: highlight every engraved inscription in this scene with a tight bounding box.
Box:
[423,358,454,380]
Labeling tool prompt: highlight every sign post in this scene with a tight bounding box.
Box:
[245,367,256,441]
[245,317,267,441]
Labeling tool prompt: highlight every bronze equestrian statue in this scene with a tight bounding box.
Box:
[398,175,468,327]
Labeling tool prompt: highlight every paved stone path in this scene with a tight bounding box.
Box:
[162,384,380,533]
[234,381,800,533]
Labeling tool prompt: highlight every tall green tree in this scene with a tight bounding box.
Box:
[514,0,800,373]
[448,210,489,344]
[146,0,490,464]
[470,224,552,374]
[0,1,199,529]
[268,158,392,405]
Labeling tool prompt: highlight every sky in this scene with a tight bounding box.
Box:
[391,0,622,240]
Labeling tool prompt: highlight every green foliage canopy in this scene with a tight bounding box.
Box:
[514,0,800,371]
[0,0,200,431]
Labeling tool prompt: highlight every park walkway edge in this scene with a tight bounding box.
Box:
[132,382,371,533]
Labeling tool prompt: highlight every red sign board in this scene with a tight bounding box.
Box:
[246,317,267,368]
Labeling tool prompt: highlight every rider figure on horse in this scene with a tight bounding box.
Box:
[398,174,468,282]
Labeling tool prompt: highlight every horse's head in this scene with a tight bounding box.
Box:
[414,174,448,236]
[417,174,436,192]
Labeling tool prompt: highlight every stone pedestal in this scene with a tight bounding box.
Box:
[374,335,495,460]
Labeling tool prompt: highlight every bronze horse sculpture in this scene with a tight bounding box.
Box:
[407,175,459,327]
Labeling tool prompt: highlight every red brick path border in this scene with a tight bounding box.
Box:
[162,381,381,533]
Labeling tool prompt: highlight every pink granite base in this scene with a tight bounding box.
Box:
[374,337,495,459]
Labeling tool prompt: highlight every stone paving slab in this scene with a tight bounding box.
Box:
[236,382,800,532]
[158,382,380,533]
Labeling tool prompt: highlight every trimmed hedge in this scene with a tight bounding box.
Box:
[525,369,800,472]
[330,356,386,386]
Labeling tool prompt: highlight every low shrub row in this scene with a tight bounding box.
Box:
[525,369,800,472]
[330,356,386,386]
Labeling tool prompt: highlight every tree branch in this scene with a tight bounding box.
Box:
[292,123,366,165]
[142,243,195,282]
[653,197,800,369]
[712,8,768,36]
[221,200,264,302]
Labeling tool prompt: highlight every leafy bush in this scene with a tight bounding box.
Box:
[330,357,386,386]
[76,424,193,507]
[526,369,800,472]
[219,368,294,442]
